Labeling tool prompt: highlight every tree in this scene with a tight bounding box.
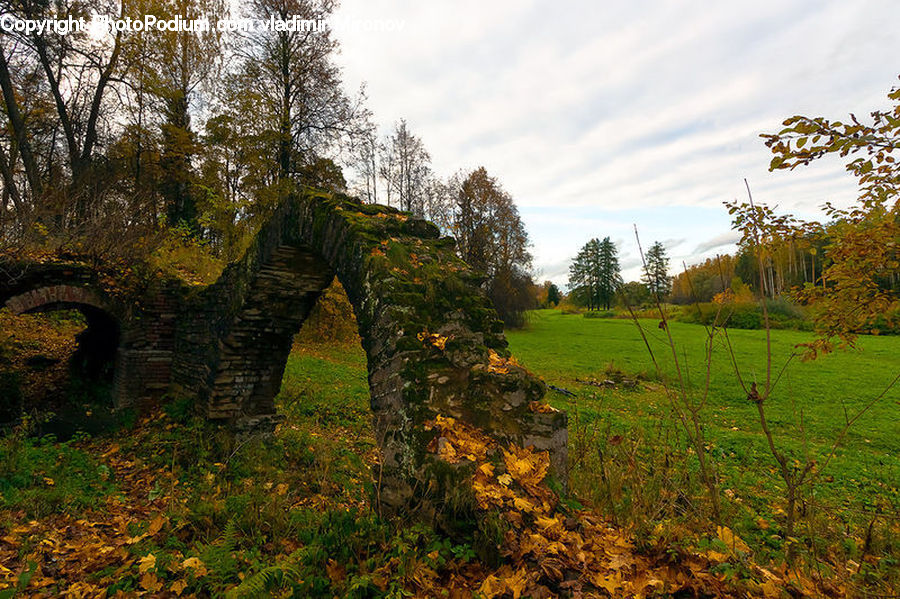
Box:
[596,237,622,310]
[568,237,622,310]
[643,241,671,298]
[546,282,561,307]
[671,255,737,304]
[233,0,362,184]
[451,167,534,326]
[1,0,126,220]
[568,238,601,310]
[618,280,650,308]
[453,167,496,273]
[379,119,432,215]
[350,123,380,204]
[139,0,224,231]
[737,76,900,355]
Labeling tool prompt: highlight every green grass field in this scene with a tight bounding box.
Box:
[277,312,900,537]
[279,311,899,538]
[506,310,899,558]
[507,309,899,456]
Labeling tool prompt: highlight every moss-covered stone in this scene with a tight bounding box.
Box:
[0,188,568,522]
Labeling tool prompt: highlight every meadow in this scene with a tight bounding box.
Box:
[505,310,899,496]
[284,309,900,580]
[506,310,899,580]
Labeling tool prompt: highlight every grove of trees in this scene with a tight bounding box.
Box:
[0,0,539,326]
[568,237,621,310]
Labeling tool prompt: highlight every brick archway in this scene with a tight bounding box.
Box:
[171,190,568,516]
[2,282,124,404]
[4,284,111,316]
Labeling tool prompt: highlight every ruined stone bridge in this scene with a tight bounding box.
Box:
[0,190,567,516]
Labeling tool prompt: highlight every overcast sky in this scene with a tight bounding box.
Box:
[331,0,900,285]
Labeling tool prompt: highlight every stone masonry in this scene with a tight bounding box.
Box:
[0,190,568,518]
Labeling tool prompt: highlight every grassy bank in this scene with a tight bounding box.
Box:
[506,309,899,585]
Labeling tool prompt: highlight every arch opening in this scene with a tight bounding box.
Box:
[1,294,123,438]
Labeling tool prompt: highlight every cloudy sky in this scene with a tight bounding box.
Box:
[330,0,900,285]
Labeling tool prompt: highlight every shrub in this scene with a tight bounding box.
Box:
[674,299,808,330]
[556,300,583,315]
[583,310,615,319]
[866,303,900,335]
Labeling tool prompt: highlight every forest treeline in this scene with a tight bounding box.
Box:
[551,75,900,342]
[0,0,537,324]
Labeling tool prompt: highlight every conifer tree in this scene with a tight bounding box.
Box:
[643,241,671,298]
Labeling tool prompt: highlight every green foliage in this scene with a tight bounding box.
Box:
[617,280,651,309]
[227,563,302,598]
[675,298,807,330]
[754,77,900,356]
[546,282,561,307]
[163,394,197,424]
[671,254,738,304]
[148,225,227,285]
[569,237,622,311]
[642,241,671,298]
[0,429,118,518]
[295,278,361,345]
[452,167,536,327]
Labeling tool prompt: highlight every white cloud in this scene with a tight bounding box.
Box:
[693,231,743,255]
[332,0,900,284]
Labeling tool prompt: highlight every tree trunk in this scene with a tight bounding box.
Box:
[0,50,43,198]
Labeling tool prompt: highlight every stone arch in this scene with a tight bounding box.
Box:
[4,284,112,317]
[0,261,184,409]
[2,280,124,408]
[171,190,567,516]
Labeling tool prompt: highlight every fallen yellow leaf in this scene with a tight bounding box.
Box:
[182,557,208,577]
[717,525,751,554]
[140,572,162,592]
[147,514,166,536]
[138,553,156,573]
[171,579,188,596]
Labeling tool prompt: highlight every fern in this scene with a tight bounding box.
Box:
[201,518,241,583]
[226,564,301,598]
[222,518,239,553]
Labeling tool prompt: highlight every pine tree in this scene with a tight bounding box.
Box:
[568,238,599,310]
[597,237,622,310]
[547,283,561,306]
[569,237,621,310]
[643,241,671,299]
